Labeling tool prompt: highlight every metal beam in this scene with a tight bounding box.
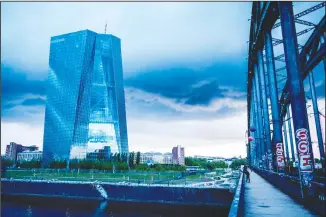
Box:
[279,1,314,199]
[272,27,314,46]
[283,118,290,164]
[279,16,326,121]
[295,19,316,27]
[294,2,325,19]
[265,29,283,171]
[309,72,325,167]
[258,48,272,169]
[286,105,296,162]
[276,66,286,72]
[276,73,287,78]
[273,2,325,29]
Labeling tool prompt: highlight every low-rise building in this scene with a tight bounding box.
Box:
[134,146,185,165]
[5,142,39,163]
[137,152,174,165]
[17,151,42,162]
[86,146,111,161]
[163,153,173,164]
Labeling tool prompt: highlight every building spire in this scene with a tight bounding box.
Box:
[104,21,107,34]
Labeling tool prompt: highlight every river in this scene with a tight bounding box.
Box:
[1,195,230,217]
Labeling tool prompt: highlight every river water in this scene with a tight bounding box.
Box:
[1,195,230,217]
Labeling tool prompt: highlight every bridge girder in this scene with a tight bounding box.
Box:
[247,2,325,178]
[278,16,326,124]
[247,2,325,132]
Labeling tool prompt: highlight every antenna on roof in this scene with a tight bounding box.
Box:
[104,21,107,34]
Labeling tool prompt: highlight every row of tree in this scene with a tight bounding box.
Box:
[185,157,228,170]
[185,157,250,170]
[229,158,247,170]
[1,155,185,172]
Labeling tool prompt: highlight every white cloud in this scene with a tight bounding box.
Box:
[220,85,247,98]
[1,122,45,152]
[125,87,247,113]
[114,111,248,157]
[1,111,247,158]
[306,99,326,159]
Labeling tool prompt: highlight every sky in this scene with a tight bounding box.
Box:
[1,2,325,158]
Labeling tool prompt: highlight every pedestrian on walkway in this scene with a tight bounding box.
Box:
[241,165,250,183]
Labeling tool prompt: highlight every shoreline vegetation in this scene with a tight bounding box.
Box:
[1,155,247,184]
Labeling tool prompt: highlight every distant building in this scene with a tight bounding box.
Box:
[139,152,162,164]
[172,145,185,165]
[86,146,111,161]
[43,30,129,164]
[17,151,43,162]
[136,152,173,165]
[5,142,39,163]
[186,166,201,172]
[194,155,225,161]
[163,153,173,164]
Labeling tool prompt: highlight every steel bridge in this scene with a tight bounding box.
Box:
[229,2,326,217]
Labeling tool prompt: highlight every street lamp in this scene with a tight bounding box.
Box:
[245,130,248,144]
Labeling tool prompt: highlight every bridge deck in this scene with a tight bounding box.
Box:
[244,171,318,217]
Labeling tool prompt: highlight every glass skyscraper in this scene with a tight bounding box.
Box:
[43,30,129,164]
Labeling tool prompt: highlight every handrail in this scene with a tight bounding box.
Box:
[228,171,245,217]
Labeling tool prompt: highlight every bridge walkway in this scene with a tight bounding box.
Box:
[243,171,318,217]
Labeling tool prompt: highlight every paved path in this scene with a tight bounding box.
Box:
[244,171,319,217]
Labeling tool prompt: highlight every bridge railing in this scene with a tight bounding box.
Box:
[253,168,325,216]
[228,171,245,217]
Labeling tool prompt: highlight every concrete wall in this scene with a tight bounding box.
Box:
[228,172,245,217]
[1,180,234,207]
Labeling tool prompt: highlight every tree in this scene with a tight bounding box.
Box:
[17,160,41,168]
[116,162,128,171]
[48,160,66,169]
[230,158,247,170]
[99,161,113,170]
[129,152,135,169]
[69,159,81,169]
[109,153,113,163]
[185,157,207,168]
[122,153,128,163]
[207,163,215,171]
[79,160,93,169]
[135,164,148,171]
[112,153,117,163]
[136,152,141,165]
[117,153,121,163]
[1,157,13,167]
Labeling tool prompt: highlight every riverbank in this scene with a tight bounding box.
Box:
[1,179,234,207]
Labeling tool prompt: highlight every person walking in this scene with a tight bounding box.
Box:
[241,165,251,183]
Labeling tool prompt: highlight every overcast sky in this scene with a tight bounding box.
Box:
[1,2,325,158]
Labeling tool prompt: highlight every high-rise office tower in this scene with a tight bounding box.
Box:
[43,30,129,164]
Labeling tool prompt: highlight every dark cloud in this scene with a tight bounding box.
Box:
[2,58,324,124]
[124,59,248,105]
[185,80,224,105]
[1,65,46,103]
[2,103,16,110]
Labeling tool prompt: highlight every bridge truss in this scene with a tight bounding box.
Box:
[246,1,325,200]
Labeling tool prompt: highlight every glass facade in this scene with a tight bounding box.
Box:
[43,30,129,164]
